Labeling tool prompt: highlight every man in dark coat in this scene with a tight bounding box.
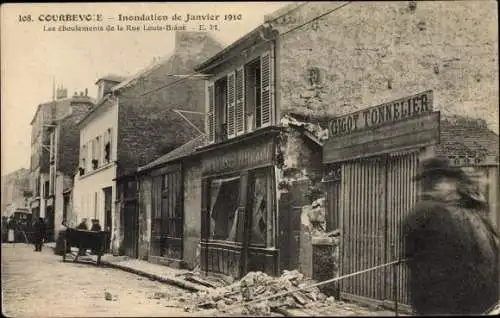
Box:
[32,217,46,252]
[403,157,499,315]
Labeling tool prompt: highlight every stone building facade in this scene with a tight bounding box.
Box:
[1,168,30,216]
[47,90,95,240]
[29,87,94,240]
[265,1,498,133]
[135,2,498,302]
[72,31,224,256]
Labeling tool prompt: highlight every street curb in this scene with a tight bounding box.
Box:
[100,260,210,293]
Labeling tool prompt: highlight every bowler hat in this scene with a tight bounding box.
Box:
[413,157,467,181]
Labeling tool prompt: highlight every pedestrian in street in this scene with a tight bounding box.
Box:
[2,216,8,242]
[403,157,499,316]
[7,216,16,244]
[32,217,46,252]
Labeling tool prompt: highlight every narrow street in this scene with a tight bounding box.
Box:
[1,243,192,317]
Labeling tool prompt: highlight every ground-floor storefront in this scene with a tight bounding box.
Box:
[198,129,281,279]
[323,91,440,309]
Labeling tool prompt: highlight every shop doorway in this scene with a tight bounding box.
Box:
[122,200,138,258]
[332,151,419,307]
[103,187,112,252]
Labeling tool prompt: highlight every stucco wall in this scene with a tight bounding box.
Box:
[182,159,202,270]
[73,97,119,251]
[270,1,498,133]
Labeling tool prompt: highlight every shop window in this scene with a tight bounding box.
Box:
[249,171,269,246]
[209,176,241,242]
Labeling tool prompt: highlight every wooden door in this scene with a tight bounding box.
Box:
[122,200,138,258]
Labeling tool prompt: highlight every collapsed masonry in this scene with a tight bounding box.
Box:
[176,270,339,316]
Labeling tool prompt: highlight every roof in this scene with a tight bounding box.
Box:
[76,94,114,127]
[95,74,127,85]
[112,54,173,92]
[30,97,73,125]
[263,2,307,23]
[194,24,269,72]
[436,117,499,162]
[138,134,207,172]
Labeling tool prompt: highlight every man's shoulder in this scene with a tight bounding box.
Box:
[405,199,455,229]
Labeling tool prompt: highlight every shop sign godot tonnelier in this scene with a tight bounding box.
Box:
[324,90,440,164]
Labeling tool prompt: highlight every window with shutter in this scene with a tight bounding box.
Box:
[107,128,113,162]
[207,83,215,144]
[260,52,273,127]
[227,72,236,138]
[235,67,245,135]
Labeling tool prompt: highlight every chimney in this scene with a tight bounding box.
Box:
[175,31,202,51]
[85,88,88,96]
[56,87,68,99]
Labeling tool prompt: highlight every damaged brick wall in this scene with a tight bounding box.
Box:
[270,1,498,133]
[116,32,225,178]
[182,159,203,270]
[276,127,324,277]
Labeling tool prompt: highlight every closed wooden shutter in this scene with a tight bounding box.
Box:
[206,83,215,143]
[235,67,245,135]
[260,52,273,127]
[227,72,236,138]
[200,178,210,273]
[238,172,250,277]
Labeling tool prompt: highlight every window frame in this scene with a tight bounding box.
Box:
[206,49,274,145]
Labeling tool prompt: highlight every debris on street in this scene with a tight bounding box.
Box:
[174,270,340,316]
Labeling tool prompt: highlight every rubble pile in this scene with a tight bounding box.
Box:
[179,270,336,316]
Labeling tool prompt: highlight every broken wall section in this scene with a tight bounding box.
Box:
[276,116,329,278]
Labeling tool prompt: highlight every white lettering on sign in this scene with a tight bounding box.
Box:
[329,90,433,137]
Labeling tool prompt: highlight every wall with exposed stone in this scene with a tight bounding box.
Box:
[268,1,498,133]
[276,126,324,276]
[182,159,203,270]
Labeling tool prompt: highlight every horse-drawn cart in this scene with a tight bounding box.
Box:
[62,228,109,265]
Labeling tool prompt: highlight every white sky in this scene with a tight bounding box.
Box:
[1,2,291,176]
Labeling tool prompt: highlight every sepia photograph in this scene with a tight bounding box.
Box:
[1,1,499,317]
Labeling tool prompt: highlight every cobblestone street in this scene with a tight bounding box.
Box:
[1,244,192,317]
